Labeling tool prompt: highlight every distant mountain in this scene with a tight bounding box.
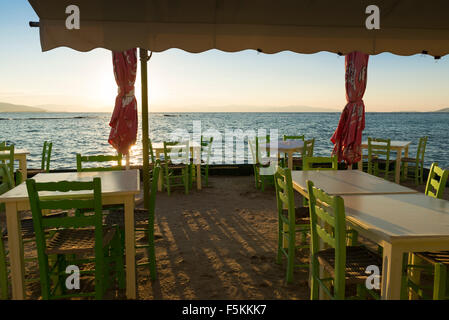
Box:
[435,107,449,112]
[0,102,46,113]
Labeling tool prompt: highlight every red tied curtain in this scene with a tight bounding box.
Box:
[108,48,138,155]
[331,51,369,165]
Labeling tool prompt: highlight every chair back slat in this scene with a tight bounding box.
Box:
[255,135,270,163]
[76,154,122,172]
[0,164,15,212]
[41,141,52,172]
[303,155,338,171]
[163,141,190,165]
[302,139,315,158]
[425,163,449,199]
[201,136,213,165]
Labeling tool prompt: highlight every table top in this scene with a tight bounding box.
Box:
[152,141,201,150]
[263,140,304,151]
[342,193,449,242]
[291,170,418,195]
[361,141,411,148]
[0,149,30,156]
[0,170,140,203]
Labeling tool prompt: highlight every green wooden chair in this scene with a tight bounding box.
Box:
[28,141,53,176]
[307,180,382,300]
[76,153,123,172]
[249,135,275,191]
[400,136,428,185]
[200,136,213,187]
[274,166,310,283]
[367,137,392,180]
[163,141,191,195]
[0,144,21,186]
[290,138,315,170]
[26,177,125,300]
[0,164,14,299]
[105,163,161,280]
[405,163,449,300]
[303,155,338,171]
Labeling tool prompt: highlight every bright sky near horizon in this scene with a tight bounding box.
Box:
[1,1,449,112]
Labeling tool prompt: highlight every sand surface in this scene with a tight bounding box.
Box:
[3,174,448,299]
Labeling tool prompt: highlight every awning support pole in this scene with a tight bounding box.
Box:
[140,48,150,209]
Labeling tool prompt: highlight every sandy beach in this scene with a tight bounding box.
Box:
[7,173,445,300]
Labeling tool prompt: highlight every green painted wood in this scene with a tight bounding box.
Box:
[303,155,338,171]
[200,136,213,187]
[367,137,392,180]
[401,136,427,185]
[0,164,14,299]
[25,177,125,300]
[163,141,190,195]
[425,163,449,199]
[307,180,347,300]
[41,141,52,172]
[274,166,309,283]
[0,144,15,187]
[76,153,123,172]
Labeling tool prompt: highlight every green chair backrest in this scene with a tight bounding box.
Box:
[283,135,304,142]
[76,153,123,172]
[303,155,338,171]
[302,138,315,158]
[415,136,428,165]
[425,163,449,199]
[148,138,155,164]
[274,166,296,224]
[201,136,214,165]
[367,137,391,175]
[255,135,271,164]
[163,141,190,165]
[149,163,161,215]
[0,164,15,212]
[0,144,14,183]
[41,141,52,172]
[307,180,347,299]
[25,177,105,300]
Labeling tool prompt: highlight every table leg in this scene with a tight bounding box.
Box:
[195,147,202,190]
[402,146,409,182]
[381,243,403,300]
[358,153,363,171]
[6,202,25,299]
[395,148,402,184]
[288,151,293,170]
[18,155,27,180]
[124,196,136,299]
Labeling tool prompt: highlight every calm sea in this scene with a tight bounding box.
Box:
[0,112,448,170]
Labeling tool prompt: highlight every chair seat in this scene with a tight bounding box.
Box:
[415,251,449,265]
[104,208,149,228]
[282,207,310,225]
[316,246,382,285]
[46,228,116,255]
[2,211,68,239]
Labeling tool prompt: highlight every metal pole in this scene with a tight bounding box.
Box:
[140,48,150,209]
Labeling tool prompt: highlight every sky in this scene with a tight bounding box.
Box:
[1,1,449,112]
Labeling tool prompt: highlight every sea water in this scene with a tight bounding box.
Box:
[0,112,447,170]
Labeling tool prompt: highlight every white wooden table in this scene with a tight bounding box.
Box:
[0,148,29,178]
[341,193,449,300]
[262,140,304,170]
[152,141,202,191]
[291,170,419,196]
[358,141,411,184]
[0,170,140,300]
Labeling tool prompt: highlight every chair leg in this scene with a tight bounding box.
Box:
[276,219,283,265]
[0,238,8,299]
[310,256,319,300]
[112,231,126,289]
[433,263,447,300]
[286,227,295,283]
